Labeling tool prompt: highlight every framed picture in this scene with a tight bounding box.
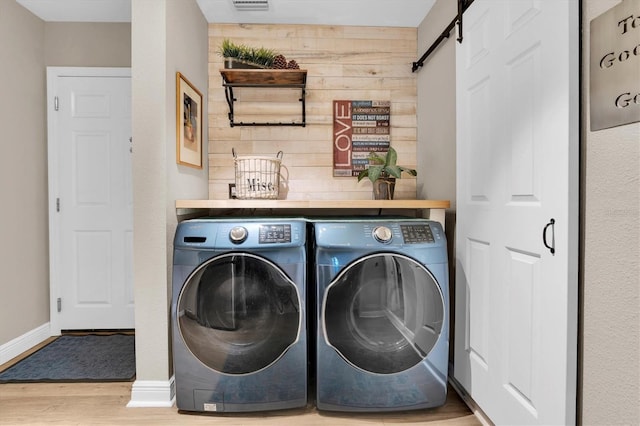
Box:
[176,72,203,168]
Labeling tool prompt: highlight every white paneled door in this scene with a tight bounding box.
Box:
[47,68,133,333]
[455,1,578,425]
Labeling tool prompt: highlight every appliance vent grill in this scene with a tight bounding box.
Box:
[232,0,269,10]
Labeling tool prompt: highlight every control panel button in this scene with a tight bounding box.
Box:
[372,226,393,243]
[229,226,248,244]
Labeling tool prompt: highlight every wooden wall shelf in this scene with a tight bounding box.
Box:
[220,69,307,86]
[220,69,307,127]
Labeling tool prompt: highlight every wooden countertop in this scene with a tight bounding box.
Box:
[175,199,450,210]
[175,199,450,227]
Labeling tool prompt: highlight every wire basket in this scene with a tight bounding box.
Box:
[233,148,283,199]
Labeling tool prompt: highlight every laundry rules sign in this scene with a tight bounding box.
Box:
[333,100,390,177]
[590,0,640,130]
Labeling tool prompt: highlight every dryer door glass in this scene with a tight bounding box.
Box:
[323,253,444,374]
[178,253,300,374]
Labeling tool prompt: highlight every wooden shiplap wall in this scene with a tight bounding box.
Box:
[208,24,417,200]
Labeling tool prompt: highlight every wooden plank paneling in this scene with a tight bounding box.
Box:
[208,23,417,200]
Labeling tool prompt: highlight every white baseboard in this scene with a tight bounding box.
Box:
[127,376,176,408]
[0,323,51,365]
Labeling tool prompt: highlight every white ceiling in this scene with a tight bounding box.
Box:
[16,0,132,22]
[16,0,436,27]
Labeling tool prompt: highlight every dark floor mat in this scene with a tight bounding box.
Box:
[0,334,135,383]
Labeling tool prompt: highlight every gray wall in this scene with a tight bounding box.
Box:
[581,1,639,424]
[416,0,458,365]
[0,3,131,346]
[416,0,457,210]
[0,0,47,345]
[45,23,131,67]
[131,0,208,382]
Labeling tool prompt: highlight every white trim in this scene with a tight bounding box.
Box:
[0,323,51,365]
[127,377,176,408]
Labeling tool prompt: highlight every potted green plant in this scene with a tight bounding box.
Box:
[357,147,417,200]
[218,39,276,69]
[218,39,301,70]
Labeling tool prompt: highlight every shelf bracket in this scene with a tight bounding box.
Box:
[220,69,307,127]
[224,85,236,126]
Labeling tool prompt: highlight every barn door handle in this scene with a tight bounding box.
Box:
[543,218,556,255]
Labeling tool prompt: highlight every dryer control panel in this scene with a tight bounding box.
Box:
[316,220,444,249]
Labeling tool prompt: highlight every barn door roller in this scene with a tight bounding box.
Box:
[457,0,465,42]
[412,0,475,72]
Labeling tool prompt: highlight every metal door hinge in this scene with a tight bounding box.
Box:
[54,96,59,111]
[56,198,60,212]
[57,297,62,312]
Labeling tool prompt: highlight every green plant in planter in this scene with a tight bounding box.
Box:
[357,147,417,200]
[218,39,276,68]
[357,146,417,182]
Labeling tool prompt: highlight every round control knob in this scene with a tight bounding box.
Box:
[372,226,393,243]
[229,226,248,244]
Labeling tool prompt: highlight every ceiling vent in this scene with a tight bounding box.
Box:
[232,0,269,11]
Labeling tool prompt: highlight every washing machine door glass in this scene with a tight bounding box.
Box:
[323,253,444,374]
[178,253,300,374]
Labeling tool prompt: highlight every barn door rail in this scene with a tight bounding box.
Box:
[412,0,475,72]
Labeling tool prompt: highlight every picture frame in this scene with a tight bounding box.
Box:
[176,72,203,168]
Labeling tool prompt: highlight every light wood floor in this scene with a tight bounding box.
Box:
[0,335,480,425]
[0,381,481,425]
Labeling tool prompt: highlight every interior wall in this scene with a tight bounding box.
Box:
[208,24,418,200]
[131,0,208,383]
[416,0,458,365]
[0,0,47,345]
[581,1,640,424]
[416,0,457,210]
[44,23,131,67]
[165,0,209,374]
[131,0,170,382]
[0,4,134,349]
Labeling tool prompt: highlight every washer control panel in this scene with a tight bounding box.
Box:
[259,224,292,243]
[400,224,434,243]
[177,220,304,249]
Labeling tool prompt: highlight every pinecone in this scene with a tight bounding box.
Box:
[272,54,287,69]
[286,59,300,69]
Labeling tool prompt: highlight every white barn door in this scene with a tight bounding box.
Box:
[454,1,579,424]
